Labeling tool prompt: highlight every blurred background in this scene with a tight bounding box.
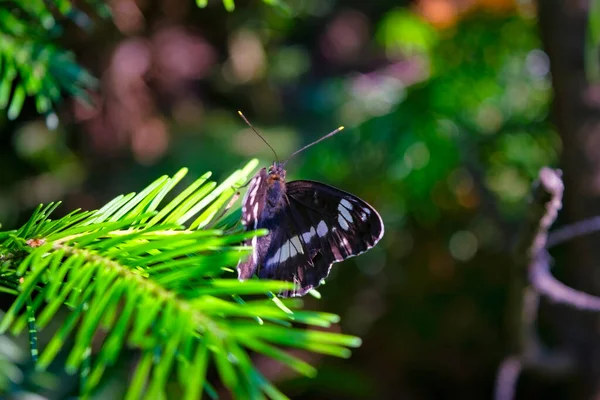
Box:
[3,0,598,399]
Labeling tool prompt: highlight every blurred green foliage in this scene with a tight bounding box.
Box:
[197,0,290,13]
[0,1,109,120]
[587,0,600,81]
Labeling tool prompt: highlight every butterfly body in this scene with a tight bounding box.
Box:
[238,161,384,297]
[264,163,286,211]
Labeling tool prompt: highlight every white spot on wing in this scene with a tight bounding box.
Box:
[302,227,316,243]
[290,236,303,254]
[251,236,258,264]
[363,207,371,215]
[360,212,367,221]
[252,203,259,228]
[280,240,290,261]
[266,236,305,268]
[339,206,353,223]
[317,221,328,237]
[342,237,352,253]
[249,176,261,202]
[340,199,353,210]
[338,215,349,230]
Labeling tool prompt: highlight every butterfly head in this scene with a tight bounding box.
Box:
[267,162,286,184]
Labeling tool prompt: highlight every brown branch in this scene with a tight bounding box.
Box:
[496,167,575,400]
[514,167,564,263]
[521,168,600,309]
[494,356,522,400]
[496,166,600,399]
[530,251,600,310]
[547,215,600,248]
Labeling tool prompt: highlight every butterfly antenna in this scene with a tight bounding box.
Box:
[283,126,344,166]
[238,111,279,163]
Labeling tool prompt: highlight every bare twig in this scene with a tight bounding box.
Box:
[522,169,600,308]
[496,167,580,400]
[514,167,564,263]
[495,357,522,400]
[530,251,600,310]
[547,215,600,248]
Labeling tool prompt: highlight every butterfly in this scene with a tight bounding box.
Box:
[236,112,384,297]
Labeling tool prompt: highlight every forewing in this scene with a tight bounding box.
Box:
[237,168,269,279]
[287,180,384,258]
[260,180,384,297]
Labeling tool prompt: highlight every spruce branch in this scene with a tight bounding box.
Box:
[0,160,362,399]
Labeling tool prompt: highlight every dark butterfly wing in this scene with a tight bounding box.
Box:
[237,168,269,280]
[253,199,318,297]
[259,180,384,297]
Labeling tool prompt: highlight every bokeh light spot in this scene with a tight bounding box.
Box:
[13,121,56,158]
[225,29,266,84]
[270,46,310,82]
[526,49,550,79]
[111,0,144,34]
[476,103,504,134]
[154,27,216,83]
[132,118,169,165]
[449,230,478,261]
[321,10,370,63]
[405,141,430,170]
[46,113,59,130]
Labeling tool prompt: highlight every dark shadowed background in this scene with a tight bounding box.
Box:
[3,0,600,399]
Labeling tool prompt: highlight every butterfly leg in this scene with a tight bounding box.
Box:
[238,177,254,189]
[293,274,298,297]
